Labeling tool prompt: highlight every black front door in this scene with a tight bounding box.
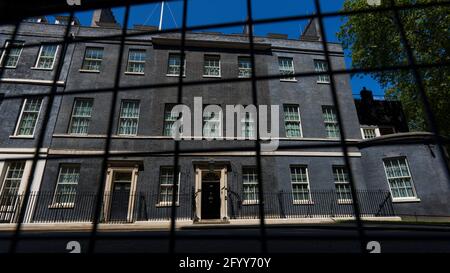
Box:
[201,182,220,219]
[109,182,131,222]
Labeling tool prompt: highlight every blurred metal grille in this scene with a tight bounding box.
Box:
[0,0,449,254]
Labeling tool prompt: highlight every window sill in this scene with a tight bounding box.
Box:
[9,135,34,139]
[156,202,179,207]
[124,72,145,76]
[166,74,186,77]
[337,200,353,205]
[48,203,75,209]
[317,81,330,84]
[31,67,54,71]
[280,79,297,82]
[0,66,17,69]
[392,198,421,203]
[79,69,100,73]
[293,200,314,205]
[203,75,221,78]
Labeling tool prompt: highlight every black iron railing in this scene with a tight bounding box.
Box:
[0,190,394,224]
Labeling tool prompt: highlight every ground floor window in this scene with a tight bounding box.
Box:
[383,157,417,199]
[52,164,80,206]
[242,167,258,204]
[158,167,180,205]
[333,166,352,202]
[0,161,25,206]
[290,166,311,203]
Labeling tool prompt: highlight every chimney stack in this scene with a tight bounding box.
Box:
[300,16,323,41]
[91,9,119,28]
[360,87,374,104]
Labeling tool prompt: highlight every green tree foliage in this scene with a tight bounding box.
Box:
[337,0,450,136]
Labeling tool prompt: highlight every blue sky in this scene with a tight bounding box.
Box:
[67,0,384,96]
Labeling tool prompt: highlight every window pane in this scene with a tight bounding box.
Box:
[0,161,26,206]
[81,47,103,71]
[158,167,180,204]
[204,55,220,76]
[167,53,186,76]
[284,105,302,137]
[69,99,93,134]
[16,98,43,136]
[36,45,58,69]
[314,60,330,83]
[290,166,310,202]
[1,41,24,68]
[278,57,295,80]
[118,100,140,135]
[53,165,80,205]
[238,57,251,78]
[126,49,146,73]
[384,158,416,198]
[322,106,340,139]
[243,167,258,202]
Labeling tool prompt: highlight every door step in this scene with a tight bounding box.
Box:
[194,219,230,225]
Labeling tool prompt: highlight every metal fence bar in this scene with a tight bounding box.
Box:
[7,11,76,253]
[87,4,131,254]
[313,0,366,253]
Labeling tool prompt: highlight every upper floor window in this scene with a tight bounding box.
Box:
[0,161,26,206]
[158,166,180,205]
[14,97,43,137]
[290,166,311,203]
[118,100,140,136]
[52,165,80,206]
[81,47,103,72]
[322,106,340,139]
[314,60,330,83]
[333,166,352,202]
[167,53,186,76]
[126,49,146,74]
[283,104,302,138]
[163,104,183,137]
[35,44,58,69]
[242,167,258,204]
[361,126,380,139]
[0,41,24,68]
[69,98,93,135]
[203,55,221,77]
[241,112,255,139]
[383,157,417,200]
[238,57,252,78]
[278,57,295,81]
[203,107,222,138]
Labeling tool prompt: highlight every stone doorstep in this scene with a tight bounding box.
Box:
[0,217,402,232]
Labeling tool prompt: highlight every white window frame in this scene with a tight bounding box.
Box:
[241,111,256,139]
[0,41,24,68]
[203,55,221,78]
[314,59,330,84]
[33,44,59,70]
[166,53,186,77]
[125,49,146,74]
[360,126,381,139]
[283,104,303,138]
[238,56,252,78]
[80,47,103,72]
[290,166,312,204]
[51,164,80,207]
[0,161,26,202]
[14,97,43,137]
[278,57,296,81]
[383,157,419,201]
[117,100,140,136]
[157,167,181,206]
[242,167,259,205]
[68,98,94,135]
[333,166,352,204]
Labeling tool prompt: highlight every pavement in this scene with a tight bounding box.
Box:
[0,222,450,253]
